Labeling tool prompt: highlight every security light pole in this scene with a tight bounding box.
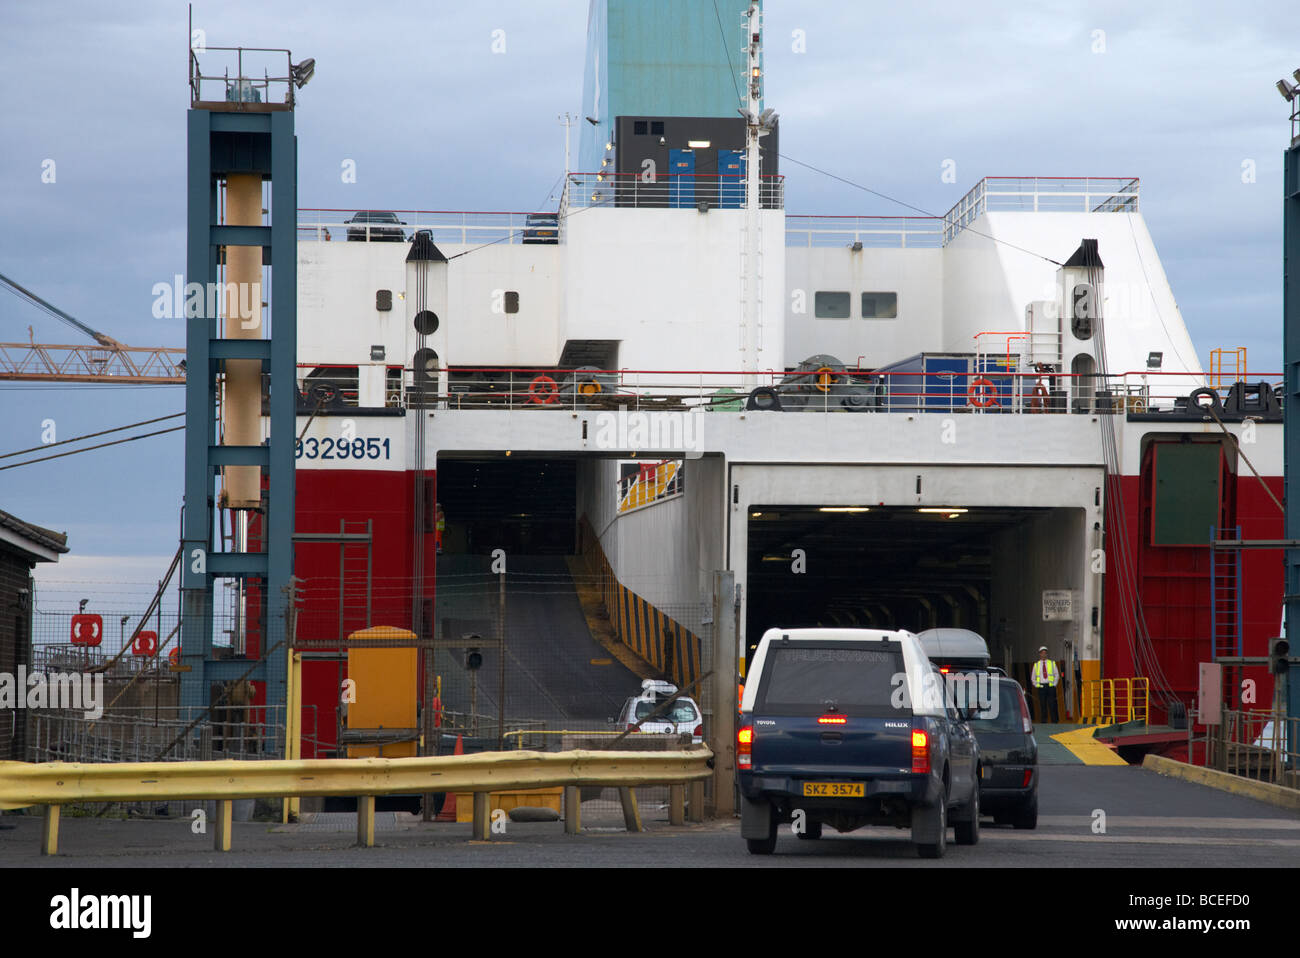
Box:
[1281,72,1300,758]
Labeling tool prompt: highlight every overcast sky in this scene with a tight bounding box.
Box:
[2,0,1296,613]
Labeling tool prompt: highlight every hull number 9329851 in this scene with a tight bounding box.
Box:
[295,437,392,460]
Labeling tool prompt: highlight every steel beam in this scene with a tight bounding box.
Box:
[1285,129,1300,759]
[180,109,218,709]
[181,106,296,733]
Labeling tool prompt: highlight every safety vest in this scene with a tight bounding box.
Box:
[1033,659,1058,688]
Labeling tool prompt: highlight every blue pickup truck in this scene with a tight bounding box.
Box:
[738,628,981,858]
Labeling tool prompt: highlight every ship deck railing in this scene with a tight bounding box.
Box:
[942,176,1140,244]
[297,178,1137,250]
[331,366,1263,417]
[560,172,784,211]
[786,177,1140,249]
[297,209,547,246]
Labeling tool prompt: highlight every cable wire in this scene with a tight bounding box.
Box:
[0,426,183,471]
[778,153,1064,267]
[0,413,182,460]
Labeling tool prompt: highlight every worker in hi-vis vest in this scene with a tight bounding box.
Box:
[435,503,445,555]
[1032,645,1060,723]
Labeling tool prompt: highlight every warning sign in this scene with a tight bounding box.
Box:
[1042,590,1073,621]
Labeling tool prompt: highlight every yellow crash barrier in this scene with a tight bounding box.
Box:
[0,747,713,855]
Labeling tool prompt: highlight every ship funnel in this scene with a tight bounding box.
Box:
[1058,238,1105,412]
[1060,238,1103,340]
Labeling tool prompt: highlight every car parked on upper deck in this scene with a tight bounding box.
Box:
[345,210,407,242]
[522,212,559,244]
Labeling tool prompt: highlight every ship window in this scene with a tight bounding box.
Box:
[814,291,851,319]
[861,292,898,319]
[413,310,439,335]
[651,120,665,135]
[634,120,648,135]
[504,291,519,314]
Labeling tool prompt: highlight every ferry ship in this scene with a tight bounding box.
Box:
[224,0,1283,766]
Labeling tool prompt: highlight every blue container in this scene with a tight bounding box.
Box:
[873,353,974,412]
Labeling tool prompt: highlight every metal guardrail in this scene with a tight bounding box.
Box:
[787,178,1140,249]
[28,706,313,765]
[1081,677,1150,725]
[296,178,1136,253]
[2,747,713,854]
[1190,707,1298,788]
[785,215,942,249]
[942,177,1140,244]
[354,366,1246,417]
[562,172,784,211]
[189,45,300,108]
[297,209,542,246]
[618,460,683,513]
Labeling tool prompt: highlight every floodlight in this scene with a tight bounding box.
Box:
[291,57,315,88]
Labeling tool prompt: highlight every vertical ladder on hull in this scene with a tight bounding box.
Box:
[1209,525,1242,661]
[337,518,373,638]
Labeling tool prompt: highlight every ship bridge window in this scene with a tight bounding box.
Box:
[861,292,898,319]
[814,291,851,319]
[634,120,648,135]
[651,120,665,135]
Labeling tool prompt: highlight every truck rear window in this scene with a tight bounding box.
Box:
[755,642,906,716]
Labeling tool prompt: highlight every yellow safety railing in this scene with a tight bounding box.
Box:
[1082,678,1113,725]
[1,746,712,855]
[1081,677,1149,725]
[618,460,681,513]
[1208,346,1247,389]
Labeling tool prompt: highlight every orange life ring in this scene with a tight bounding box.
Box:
[528,374,559,405]
[969,377,999,408]
[169,647,180,666]
[1028,382,1049,412]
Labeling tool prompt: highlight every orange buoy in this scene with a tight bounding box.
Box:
[528,374,559,405]
[969,377,998,408]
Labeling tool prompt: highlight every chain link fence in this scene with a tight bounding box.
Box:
[17,551,716,827]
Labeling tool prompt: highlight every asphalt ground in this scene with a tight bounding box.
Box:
[4,764,1296,869]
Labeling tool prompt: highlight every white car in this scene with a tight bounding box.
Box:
[616,680,703,744]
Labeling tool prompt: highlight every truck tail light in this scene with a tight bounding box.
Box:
[738,725,754,769]
[693,725,704,737]
[817,714,847,725]
[1022,769,1033,788]
[911,727,929,774]
[626,724,639,733]
[1018,689,1033,733]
